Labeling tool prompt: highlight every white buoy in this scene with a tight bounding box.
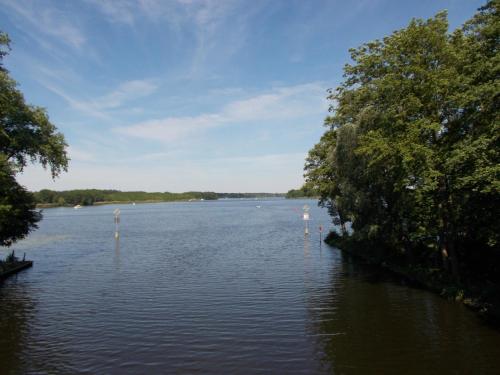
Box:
[114,208,121,239]
[303,205,310,235]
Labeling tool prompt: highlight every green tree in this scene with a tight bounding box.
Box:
[0,32,68,246]
[307,2,499,281]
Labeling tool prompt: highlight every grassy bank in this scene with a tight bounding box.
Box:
[325,231,500,324]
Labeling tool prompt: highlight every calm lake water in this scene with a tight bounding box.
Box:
[1,199,499,374]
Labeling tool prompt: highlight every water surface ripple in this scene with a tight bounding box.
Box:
[1,199,499,374]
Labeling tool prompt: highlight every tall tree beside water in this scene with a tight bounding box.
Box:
[305,2,499,281]
[0,32,68,246]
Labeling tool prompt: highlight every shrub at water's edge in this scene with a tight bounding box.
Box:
[309,3,499,318]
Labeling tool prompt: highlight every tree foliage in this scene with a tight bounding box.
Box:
[0,31,68,246]
[285,185,317,199]
[0,156,40,247]
[306,2,499,281]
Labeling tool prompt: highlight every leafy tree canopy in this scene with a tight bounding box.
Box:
[0,31,68,246]
[306,1,499,281]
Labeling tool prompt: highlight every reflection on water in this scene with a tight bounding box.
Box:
[1,199,499,374]
[114,236,120,267]
[0,283,34,375]
[310,253,500,374]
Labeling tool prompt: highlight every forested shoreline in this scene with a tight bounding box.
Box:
[34,189,285,207]
[305,2,499,316]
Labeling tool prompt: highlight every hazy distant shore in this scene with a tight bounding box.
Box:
[34,190,286,208]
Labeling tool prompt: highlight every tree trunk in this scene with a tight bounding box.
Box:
[338,210,348,236]
[341,222,347,236]
[438,175,460,280]
[440,237,450,272]
[447,237,460,282]
[440,225,460,281]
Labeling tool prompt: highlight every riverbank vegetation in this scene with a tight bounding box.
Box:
[306,3,499,315]
[34,189,284,207]
[0,32,68,247]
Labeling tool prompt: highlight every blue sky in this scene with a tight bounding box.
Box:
[1,0,484,192]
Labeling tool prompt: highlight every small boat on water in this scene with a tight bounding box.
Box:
[74,205,82,209]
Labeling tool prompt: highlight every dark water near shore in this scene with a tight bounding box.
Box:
[1,199,499,374]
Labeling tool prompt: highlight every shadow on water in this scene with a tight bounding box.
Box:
[0,278,73,375]
[0,279,34,375]
[310,248,500,375]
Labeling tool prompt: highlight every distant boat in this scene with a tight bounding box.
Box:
[132,202,136,205]
[74,205,82,209]
[256,205,261,208]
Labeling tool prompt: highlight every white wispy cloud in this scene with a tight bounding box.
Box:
[1,0,87,51]
[183,0,262,79]
[116,83,327,142]
[87,0,234,27]
[86,0,261,79]
[39,79,158,119]
[92,80,158,110]
[40,82,111,120]
[84,0,137,26]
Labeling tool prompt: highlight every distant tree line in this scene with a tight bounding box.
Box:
[34,189,284,206]
[305,2,499,290]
